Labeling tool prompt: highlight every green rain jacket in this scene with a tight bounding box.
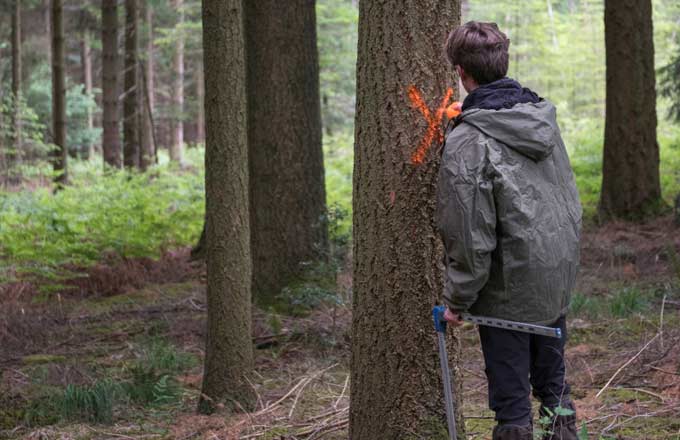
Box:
[436,100,582,325]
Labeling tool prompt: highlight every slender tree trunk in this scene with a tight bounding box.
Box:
[123,0,139,169]
[350,1,462,438]
[102,0,121,169]
[82,30,95,160]
[0,48,5,180]
[599,0,661,220]
[198,0,255,415]
[246,0,328,303]
[139,3,155,168]
[45,0,52,65]
[11,0,22,172]
[195,61,205,144]
[51,0,67,185]
[169,0,184,164]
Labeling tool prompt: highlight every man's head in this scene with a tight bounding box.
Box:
[445,21,510,92]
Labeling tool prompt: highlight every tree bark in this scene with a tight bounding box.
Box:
[82,30,95,160]
[102,0,121,169]
[51,0,67,185]
[0,47,5,178]
[599,0,661,220]
[123,0,139,169]
[169,0,184,164]
[139,3,155,168]
[195,61,205,144]
[11,0,22,172]
[350,1,462,438]
[198,0,255,415]
[246,0,328,303]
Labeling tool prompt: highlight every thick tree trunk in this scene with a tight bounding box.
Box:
[198,0,255,414]
[123,0,139,169]
[169,0,184,164]
[599,0,661,220]
[350,1,462,438]
[102,0,121,169]
[246,0,328,303]
[82,30,95,160]
[11,0,22,172]
[51,0,67,185]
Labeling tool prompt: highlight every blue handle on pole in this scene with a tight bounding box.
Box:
[433,305,447,333]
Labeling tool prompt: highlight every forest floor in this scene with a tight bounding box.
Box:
[1,216,680,440]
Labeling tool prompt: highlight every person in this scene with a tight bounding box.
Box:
[436,21,582,440]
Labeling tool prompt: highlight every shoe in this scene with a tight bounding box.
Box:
[539,400,578,440]
[492,423,533,440]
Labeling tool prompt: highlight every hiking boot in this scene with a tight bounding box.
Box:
[492,423,533,440]
[539,400,578,440]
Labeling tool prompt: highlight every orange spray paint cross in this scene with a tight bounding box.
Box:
[407,86,461,165]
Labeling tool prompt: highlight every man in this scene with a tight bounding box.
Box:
[436,21,582,440]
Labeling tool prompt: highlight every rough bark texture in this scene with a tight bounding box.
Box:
[123,0,139,169]
[350,1,463,439]
[82,30,95,160]
[51,0,67,185]
[600,0,661,220]
[11,0,22,170]
[102,0,121,169]
[198,0,255,414]
[246,0,328,302]
[169,0,184,164]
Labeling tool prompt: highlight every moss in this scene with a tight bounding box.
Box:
[22,354,66,365]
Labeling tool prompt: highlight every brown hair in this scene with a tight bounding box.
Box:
[445,21,510,85]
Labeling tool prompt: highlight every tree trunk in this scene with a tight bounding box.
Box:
[169,0,184,164]
[246,0,328,303]
[82,30,95,160]
[0,47,5,179]
[198,0,255,415]
[123,0,139,169]
[350,1,462,439]
[102,0,121,169]
[45,0,52,66]
[599,0,661,220]
[11,0,22,172]
[195,61,205,144]
[51,0,67,185]
[140,3,155,168]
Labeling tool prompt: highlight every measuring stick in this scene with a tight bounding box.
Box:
[459,313,562,338]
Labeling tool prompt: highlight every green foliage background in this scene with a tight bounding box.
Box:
[1,0,680,289]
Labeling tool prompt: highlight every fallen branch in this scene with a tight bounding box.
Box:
[596,333,660,398]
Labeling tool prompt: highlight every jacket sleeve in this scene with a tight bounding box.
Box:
[436,133,497,312]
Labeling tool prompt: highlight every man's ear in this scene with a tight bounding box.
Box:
[455,65,466,82]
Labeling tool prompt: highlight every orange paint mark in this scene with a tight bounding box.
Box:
[407,86,461,165]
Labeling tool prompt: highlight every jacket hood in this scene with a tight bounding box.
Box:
[460,100,559,162]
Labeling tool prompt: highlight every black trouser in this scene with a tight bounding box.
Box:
[478,315,570,426]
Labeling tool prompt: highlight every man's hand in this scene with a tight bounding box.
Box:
[444,307,464,327]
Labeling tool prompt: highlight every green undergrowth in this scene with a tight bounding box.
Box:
[11,338,196,428]
[566,121,680,221]
[324,131,353,245]
[0,149,204,289]
[270,261,346,316]
[570,286,663,320]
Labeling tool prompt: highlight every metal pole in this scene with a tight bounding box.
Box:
[433,306,457,440]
